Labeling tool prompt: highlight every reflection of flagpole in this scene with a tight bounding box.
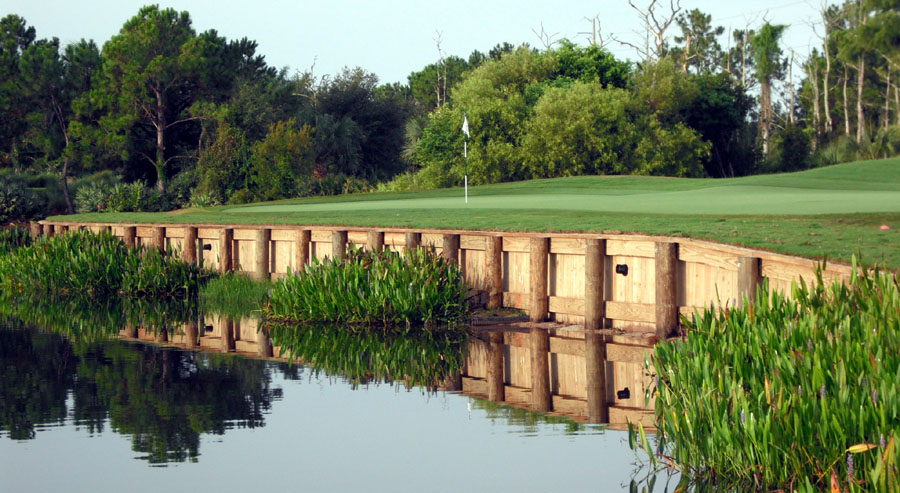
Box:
[462,113,469,204]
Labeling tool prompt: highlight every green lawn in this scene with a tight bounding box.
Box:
[55,158,900,269]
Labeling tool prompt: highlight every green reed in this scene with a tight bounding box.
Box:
[0,229,211,298]
[200,273,271,320]
[266,320,468,389]
[264,247,469,330]
[0,226,31,255]
[633,258,900,492]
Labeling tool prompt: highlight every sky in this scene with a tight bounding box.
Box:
[5,0,832,85]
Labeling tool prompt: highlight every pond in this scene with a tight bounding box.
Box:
[0,319,678,492]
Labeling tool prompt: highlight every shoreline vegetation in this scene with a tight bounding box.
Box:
[632,259,900,491]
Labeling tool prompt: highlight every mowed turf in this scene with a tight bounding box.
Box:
[57,158,900,269]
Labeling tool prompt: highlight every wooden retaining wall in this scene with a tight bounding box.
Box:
[36,220,854,424]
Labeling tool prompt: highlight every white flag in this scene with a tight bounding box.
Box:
[461,114,469,138]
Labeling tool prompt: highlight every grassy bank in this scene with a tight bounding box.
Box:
[51,159,900,270]
[635,261,900,491]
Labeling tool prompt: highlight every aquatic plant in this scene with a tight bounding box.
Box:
[0,226,31,255]
[634,259,900,491]
[266,320,468,389]
[200,272,271,320]
[264,247,469,330]
[0,229,211,298]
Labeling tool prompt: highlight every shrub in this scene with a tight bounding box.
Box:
[0,179,43,223]
[264,247,469,330]
[635,260,900,490]
[0,229,210,298]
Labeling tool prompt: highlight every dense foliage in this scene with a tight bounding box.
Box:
[2,1,899,212]
[264,247,469,330]
[0,229,208,298]
[636,261,900,491]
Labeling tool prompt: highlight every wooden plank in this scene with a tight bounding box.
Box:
[606,343,652,365]
[679,243,740,271]
[462,377,487,395]
[502,236,530,253]
[609,406,655,427]
[311,230,332,243]
[550,238,585,255]
[270,229,294,241]
[606,301,656,324]
[197,227,219,239]
[233,228,256,241]
[549,336,584,357]
[607,239,655,258]
[460,235,486,251]
[551,395,588,416]
[347,231,367,246]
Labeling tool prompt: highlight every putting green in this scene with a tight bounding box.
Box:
[227,159,900,216]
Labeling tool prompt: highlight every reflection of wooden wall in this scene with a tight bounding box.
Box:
[461,328,657,426]
[62,221,853,333]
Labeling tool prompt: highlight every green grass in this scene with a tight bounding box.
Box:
[53,158,900,269]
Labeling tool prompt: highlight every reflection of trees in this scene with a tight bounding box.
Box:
[0,324,285,464]
[0,322,75,440]
[468,397,598,435]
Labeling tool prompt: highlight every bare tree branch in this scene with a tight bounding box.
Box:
[531,22,560,50]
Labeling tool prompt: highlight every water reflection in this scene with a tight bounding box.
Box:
[0,322,288,464]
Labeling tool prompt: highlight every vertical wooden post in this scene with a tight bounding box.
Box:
[254,228,271,281]
[738,256,762,306]
[441,234,460,263]
[257,326,273,357]
[655,241,678,340]
[183,321,198,348]
[219,228,233,274]
[123,226,136,247]
[43,223,54,237]
[58,224,68,234]
[102,225,112,234]
[585,332,609,423]
[29,222,42,239]
[155,327,168,343]
[332,230,347,261]
[485,236,503,310]
[183,226,198,265]
[443,372,462,391]
[530,327,551,412]
[295,229,311,271]
[125,322,138,339]
[153,226,166,253]
[221,317,235,352]
[404,232,421,252]
[584,238,606,331]
[366,231,384,252]
[529,237,550,322]
[488,331,505,402]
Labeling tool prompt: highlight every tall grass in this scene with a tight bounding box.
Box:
[200,273,271,320]
[0,226,31,255]
[0,229,211,298]
[264,247,469,330]
[635,259,900,491]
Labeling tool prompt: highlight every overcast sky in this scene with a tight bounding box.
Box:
[6,0,830,84]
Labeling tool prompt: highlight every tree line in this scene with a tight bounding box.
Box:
[0,2,898,219]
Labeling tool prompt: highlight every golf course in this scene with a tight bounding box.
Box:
[57,157,900,269]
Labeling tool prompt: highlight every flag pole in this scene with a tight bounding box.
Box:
[462,112,469,204]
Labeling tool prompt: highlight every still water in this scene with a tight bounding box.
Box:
[0,324,678,492]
